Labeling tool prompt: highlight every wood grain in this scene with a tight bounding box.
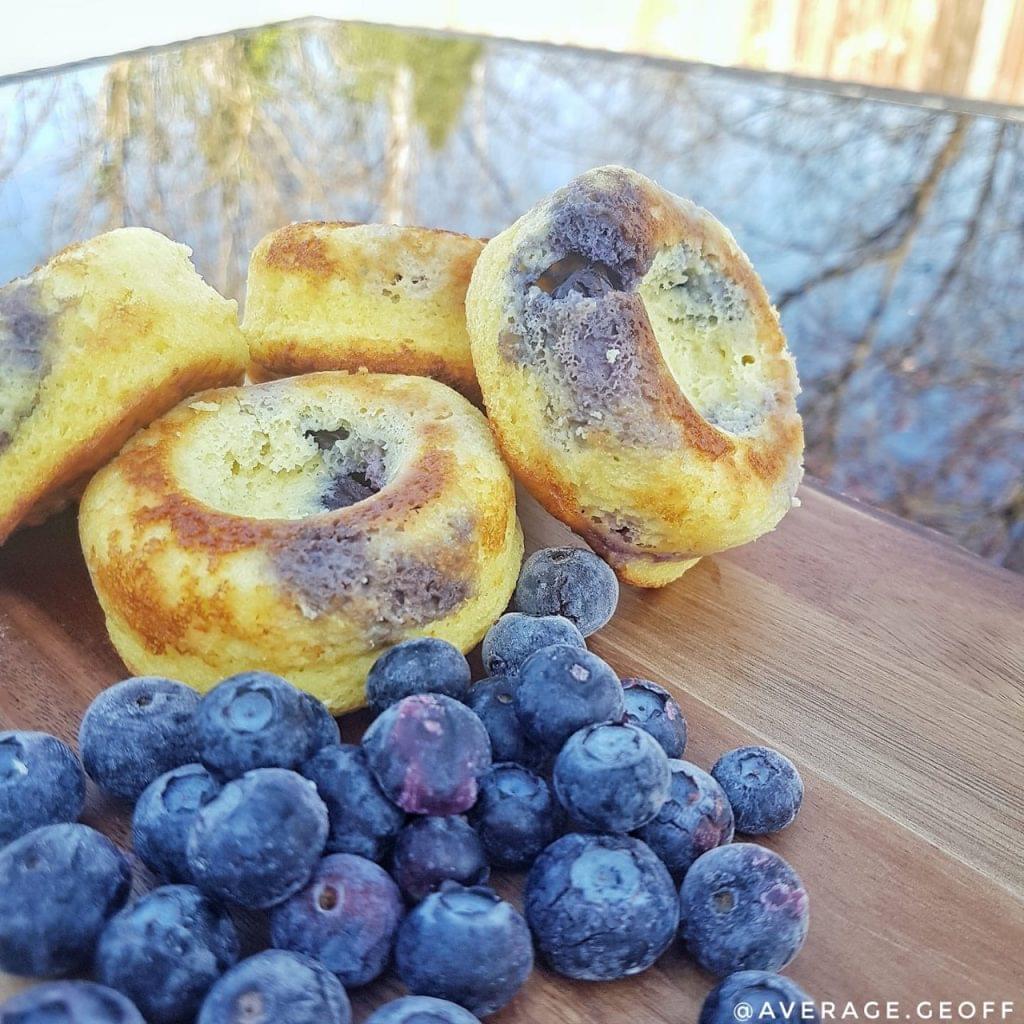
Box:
[1,482,1023,1017]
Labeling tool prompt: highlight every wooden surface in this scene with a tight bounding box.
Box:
[1,482,1023,1017]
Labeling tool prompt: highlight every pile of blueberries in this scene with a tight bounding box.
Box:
[0,546,815,1024]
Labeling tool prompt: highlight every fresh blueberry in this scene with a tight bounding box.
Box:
[195,672,324,780]
[0,823,131,977]
[366,638,472,714]
[395,882,533,1017]
[362,694,491,815]
[468,764,560,870]
[132,764,221,883]
[712,747,804,835]
[700,971,819,1024]
[524,832,678,981]
[622,678,687,758]
[513,546,619,636]
[94,885,239,1024]
[302,745,405,862]
[553,722,670,832]
[679,843,810,975]
[514,645,624,752]
[187,768,328,909]
[270,853,403,987]
[391,816,489,902]
[364,995,481,1024]
[0,981,145,1023]
[79,678,200,800]
[466,676,548,773]
[303,694,341,750]
[0,731,85,845]
[481,613,585,677]
[636,759,735,876]
[197,949,351,1024]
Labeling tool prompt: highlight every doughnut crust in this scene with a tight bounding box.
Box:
[466,166,804,587]
[0,228,247,543]
[78,372,523,712]
[243,223,484,402]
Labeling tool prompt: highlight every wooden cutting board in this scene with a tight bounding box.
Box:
[2,483,1023,1018]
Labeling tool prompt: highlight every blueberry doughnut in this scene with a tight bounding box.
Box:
[243,222,484,402]
[466,166,804,586]
[78,372,522,711]
[0,228,247,544]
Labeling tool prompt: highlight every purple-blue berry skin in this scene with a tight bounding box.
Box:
[302,745,405,862]
[513,546,619,637]
[195,672,324,781]
[303,694,342,751]
[132,764,221,883]
[391,816,489,902]
[94,885,239,1024]
[524,833,678,981]
[679,843,809,976]
[187,768,328,909]
[271,853,403,987]
[395,883,533,1017]
[622,679,687,759]
[514,645,625,753]
[365,995,481,1024]
[362,694,491,815]
[78,678,200,800]
[0,981,145,1023]
[712,747,804,835]
[636,759,735,876]
[553,722,671,832]
[466,677,548,774]
[468,764,560,870]
[481,613,585,677]
[366,638,472,714]
[700,971,820,1024]
[0,731,85,845]
[0,824,131,977]
[197,950,351,1024]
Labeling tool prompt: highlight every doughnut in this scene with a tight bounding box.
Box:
[0,228,246,543]
[466,166,804,587]
[78,372,523,712]
[243,222,484,402]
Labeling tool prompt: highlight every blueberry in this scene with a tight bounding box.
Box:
[270,853,403,987]
[514,645,624,752]
[197,949,351,1024]
[481,613,585,677]
[79,678,200,800]
[395,883,533,1017]
[364,995,481,1024]
[132,764,221,883]
[700,971,819,1024]
[0,981,145,1023]
[679,843,809,975]
[0,731,85,845]
[468,764,560,870]
[513,546,619,636]
[366,638,472,714]
[303,694,341,750]
[466,676,548,773]
[302,745,405,862]
[636,759,734,876]
[94,885,239,1024]
[711,747,804,835]
[187,768,328,909]
[622,678,687,758]
[0,823,131,977]
[524,832,678,980]
[362,694,491,815]
[195,672,323,780]
[391,816,489,902]
[553,722,670,832]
